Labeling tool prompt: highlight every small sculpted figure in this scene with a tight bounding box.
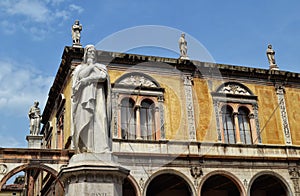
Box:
[72,20,82,45]
[266,44,276,66]
[28,101,41,135]
[179,33,188,59]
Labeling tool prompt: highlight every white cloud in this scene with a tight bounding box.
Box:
[5,0,49,23]
[69,4,84,14]
[0,60,53,117]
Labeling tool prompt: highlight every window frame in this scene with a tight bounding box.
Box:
[212,82,261,144]
[111,72,165,141]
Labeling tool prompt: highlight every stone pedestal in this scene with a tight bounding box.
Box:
[72,43,82,48]
[26,135,43,148]
[179,56,189,60]
[59,153,129,196]
[269,64,279,70]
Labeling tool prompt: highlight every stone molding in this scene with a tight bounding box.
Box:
[183,75,196,141]
[275,83,292,145]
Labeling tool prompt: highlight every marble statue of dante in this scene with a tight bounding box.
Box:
[72,20,82,45]
[178,33,188,58]
[266,44,276,65]
[72,45,111,153]
[28,101,41,135]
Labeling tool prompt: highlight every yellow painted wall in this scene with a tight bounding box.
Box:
[285,87,300,145]
[50,111,57,148]
[193,78,217,142]
[253,85,284,144]
[62,75,73,148]
[158,76,186,140]
[108,69,123,83]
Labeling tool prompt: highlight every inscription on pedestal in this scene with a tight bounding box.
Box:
[90,193,110,196]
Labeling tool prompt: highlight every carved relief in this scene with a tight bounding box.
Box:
[190,166,203,186]
[183,76,196,141]
[213,100,222,141]
[139,178,145,190]
[289,167,300,193]
[158,99,166,140]
[252,103,262,143]
[112,92,119,138]
[276,84,292,145]
[119,75,157,87]
[0,164,7,174]
[218,83,251,95]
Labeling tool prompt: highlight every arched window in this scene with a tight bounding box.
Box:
[238,107,252,144]
[212,82,261,144]
[140,99,155,140]
[121,98,136,139]
[221,105,236,144]
[113,72,165,141]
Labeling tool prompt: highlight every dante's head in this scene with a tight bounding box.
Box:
[83,45,96,63]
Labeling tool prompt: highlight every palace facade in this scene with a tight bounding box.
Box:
[33,44,300,196]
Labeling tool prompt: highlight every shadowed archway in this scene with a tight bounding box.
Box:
[201,174,241,196]
[250,174,290,196]
[146,173,192,196]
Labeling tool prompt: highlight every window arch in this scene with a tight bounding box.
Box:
[221,105,236,144]
[212,82,261,144]
[238,107,252,144]
[121,98,136,139]
[112,72,165,141]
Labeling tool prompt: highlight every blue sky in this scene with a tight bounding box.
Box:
[0,0,299,148]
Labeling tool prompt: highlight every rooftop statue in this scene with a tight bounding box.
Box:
[178,33,189,59]
[28,101,41,135]
[72,45,111,153]
[266,44,279,70]
[71,20,82,47]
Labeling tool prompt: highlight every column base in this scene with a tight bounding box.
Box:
[59,153,129,196]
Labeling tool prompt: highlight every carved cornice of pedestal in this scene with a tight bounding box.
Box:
[59,164,129,186]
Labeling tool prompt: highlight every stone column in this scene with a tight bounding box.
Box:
[136,106,142,140]
[158,95,166,140]
[233,112,241,143]
[248,113,258,144]
[154,106,161,139]
[275,83,292,145]
[183,75,196,141]
[26,170,35,196]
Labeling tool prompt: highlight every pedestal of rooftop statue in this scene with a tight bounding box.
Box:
[59,153,129,196]
[269,63,279,70]
[26,135,43,148]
